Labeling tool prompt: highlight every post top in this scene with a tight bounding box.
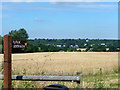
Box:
[4,34,11,37]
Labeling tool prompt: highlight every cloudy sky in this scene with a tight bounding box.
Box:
[1,2,118,39]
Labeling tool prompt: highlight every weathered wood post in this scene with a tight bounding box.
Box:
[77,72,82,88]
[4,35,12,89]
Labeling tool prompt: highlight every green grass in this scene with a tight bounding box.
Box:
[0,45,2,53]
[9,72,118,88]
[82,72,118,88]
[0,68,118,89]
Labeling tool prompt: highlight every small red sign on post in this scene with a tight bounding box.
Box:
[12,40,27,48]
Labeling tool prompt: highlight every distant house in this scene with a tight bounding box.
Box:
[89,48,93,51]
[117,48,120,51]
[106,48,109,51]
[46,44,51,46]
[63,45,66,47]
[90,44,95,47]
[77,48,87,52]
[90,44,93,47]
[70,45,73,47]
[59,50,64,52]
[75,45,79,47]
[84,43,87,46]
[76,48,80,51]
[101,43,105,45]
[56,45,62,47]
[86,40,89,42]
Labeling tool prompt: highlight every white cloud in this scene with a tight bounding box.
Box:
[34,17,39,22]
[50,2,117,10]
[34,17,47,23]
[76,3,117,8]
[2,2,117,12]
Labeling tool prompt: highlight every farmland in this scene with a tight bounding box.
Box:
[0,52,118,88]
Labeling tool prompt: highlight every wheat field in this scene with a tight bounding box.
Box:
[0,52,118,88]
[1,52,117,75]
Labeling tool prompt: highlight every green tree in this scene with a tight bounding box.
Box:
[92,45,106,52]
[0,35,3,53]
[67,47,76,52]
[0,35,2,45]
[9,28,29,40]
[38,44,49,52]
[108,46,117,52]
[9,28,29,53]
[24,43,39,53]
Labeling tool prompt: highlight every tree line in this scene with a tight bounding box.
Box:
[0,28,119,53]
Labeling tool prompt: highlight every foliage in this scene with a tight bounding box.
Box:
[17,81,36,88]
[0,35,3,53]
[92,45,106,52]
[0,45,2,53]
[96,79,105,89]
[108,46,117,52]
[9,28,29,40]
[0,29,119,53]
[9,28,29,53]
[24,43,39,53]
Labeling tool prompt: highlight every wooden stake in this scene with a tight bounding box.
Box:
[4,35,12,89]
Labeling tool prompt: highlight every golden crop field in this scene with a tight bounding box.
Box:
[7,52,118,75]
[0,52,118,88]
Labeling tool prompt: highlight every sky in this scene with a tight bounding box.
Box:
[1,2,118,39]
[1,0,120,2]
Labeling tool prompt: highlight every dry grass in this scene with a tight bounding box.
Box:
[0,52,118,88]
[0,52,117,75]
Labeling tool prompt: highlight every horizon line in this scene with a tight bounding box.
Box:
[28,38,119,40]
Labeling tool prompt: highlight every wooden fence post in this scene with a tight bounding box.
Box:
[77,72,82,88]
[4,35,12,89]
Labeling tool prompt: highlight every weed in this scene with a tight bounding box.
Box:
[22,68,26,75]
[17,81,36,88]
[96,80,105,89]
